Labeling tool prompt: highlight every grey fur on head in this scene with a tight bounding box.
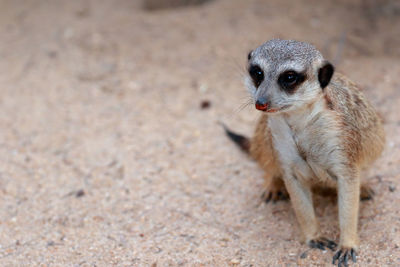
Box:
[246,39,330,113]
[253,39,322,65]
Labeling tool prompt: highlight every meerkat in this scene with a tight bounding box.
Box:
[224,39,385,266]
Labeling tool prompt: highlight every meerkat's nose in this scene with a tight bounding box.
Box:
[255,99,268,111]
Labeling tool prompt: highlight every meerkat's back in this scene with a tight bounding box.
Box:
[325,73,385,168]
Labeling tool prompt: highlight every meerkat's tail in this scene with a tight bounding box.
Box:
[219,122,251,154]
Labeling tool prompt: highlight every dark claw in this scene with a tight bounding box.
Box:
[317,242,325,250]
[351,249,357,263]
[344,251,349,267]
[360,186,375,201]
[266,192,272,203]
[280,193,289,201]
[360,195,373,201]
[273,192,282,203]
[262,191,272,203]
[333,250,342,264]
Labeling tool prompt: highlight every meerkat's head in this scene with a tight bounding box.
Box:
[246,39,334,113]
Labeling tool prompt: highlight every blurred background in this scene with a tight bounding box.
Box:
[0,0,399,266]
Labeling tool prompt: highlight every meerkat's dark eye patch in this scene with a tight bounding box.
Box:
[248,65,264,87]
[278,70,306,93]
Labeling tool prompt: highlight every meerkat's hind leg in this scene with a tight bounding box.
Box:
[261,175,289,203]
[360,184,375,201]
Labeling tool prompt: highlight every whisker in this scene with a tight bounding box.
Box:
[231,58,247,77]
[235,98,253,113]
[220,98,252,122]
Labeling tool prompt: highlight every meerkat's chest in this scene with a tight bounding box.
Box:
[268,111,342,183]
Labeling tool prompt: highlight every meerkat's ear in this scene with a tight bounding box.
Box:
[247,50,253,60]
[318,61,334,89]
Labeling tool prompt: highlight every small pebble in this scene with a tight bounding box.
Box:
[389,185,396,192]
[200,100,211,109]
[311,255,317,261]
[231,258,240,264]
[76,189,85,197]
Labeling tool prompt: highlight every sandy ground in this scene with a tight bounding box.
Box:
[0,0,399,266]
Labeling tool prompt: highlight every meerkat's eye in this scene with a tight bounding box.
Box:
[281,71,297,84]
[249,65,264,87]
[278,70,305,93]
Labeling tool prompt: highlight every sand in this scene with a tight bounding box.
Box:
[0,0,399,266]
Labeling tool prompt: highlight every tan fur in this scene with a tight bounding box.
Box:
[327,73,385,167]
[250,114,286,200]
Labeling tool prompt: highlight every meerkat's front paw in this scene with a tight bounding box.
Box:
[308,237,337,251]
[332,247,357,267]
[261,179,289,203]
